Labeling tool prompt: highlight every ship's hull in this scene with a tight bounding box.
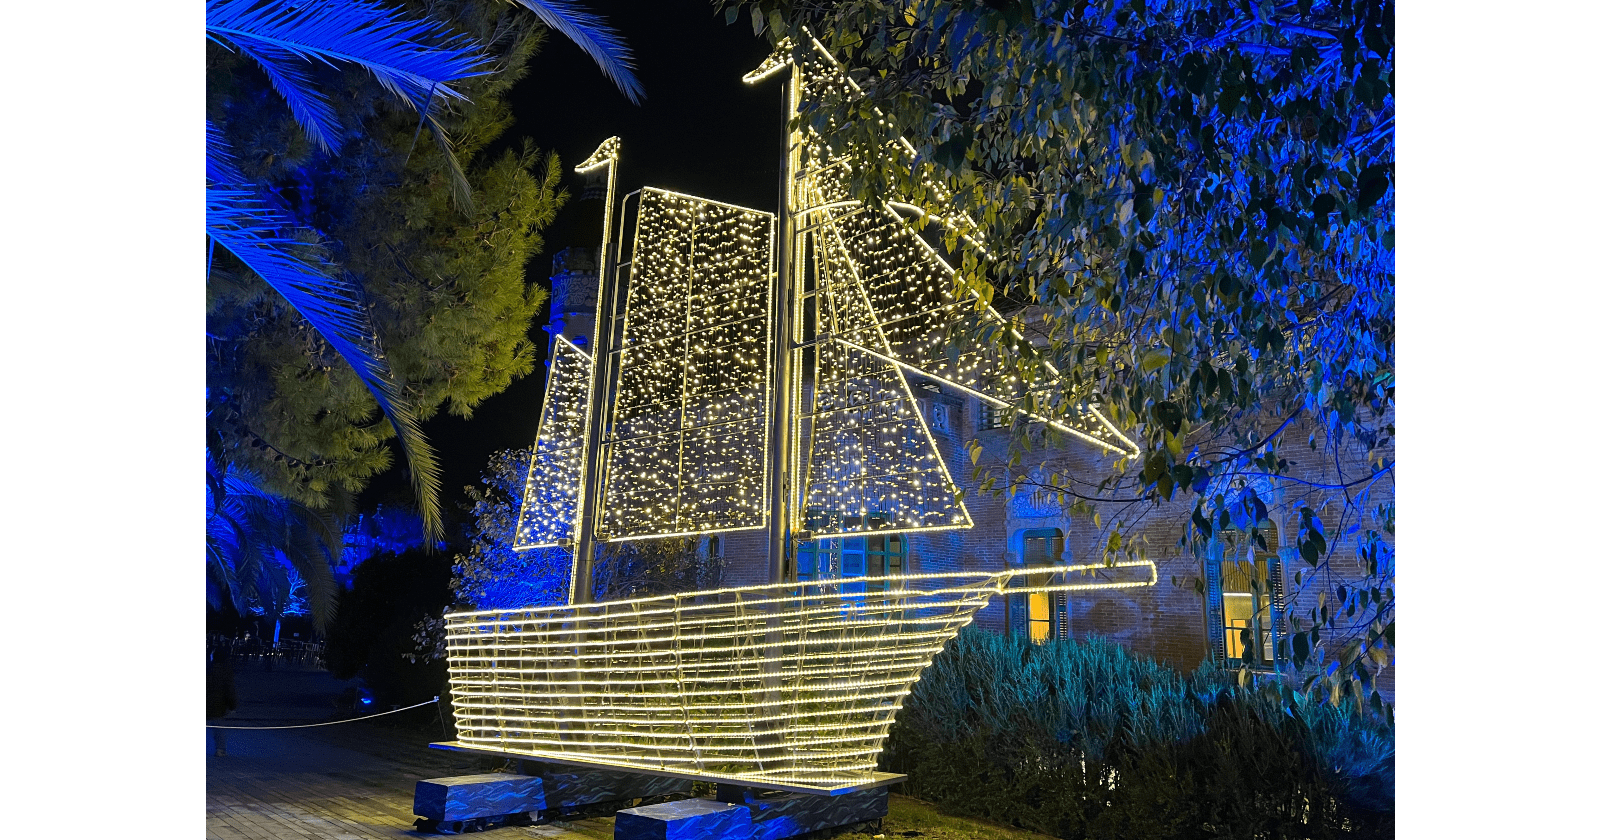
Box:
[444,564,1154,791]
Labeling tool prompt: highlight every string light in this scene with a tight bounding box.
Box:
[466,44,1156,795]
[595,188,776,540]
[782,38,1139,460]
[444,563,1154,791]
[512,334,592,550]
[574,136,621,174]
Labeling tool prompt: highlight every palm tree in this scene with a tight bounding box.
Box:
[206,0,642,540]
[206,452,343,633]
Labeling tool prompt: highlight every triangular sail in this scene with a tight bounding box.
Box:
[786,37,1138,458]
[513,334,593,549]
[596,188,775,541]
[797,197,971,537]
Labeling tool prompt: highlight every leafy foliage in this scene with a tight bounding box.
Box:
[206,0,501,538]
[506,0,644,104]
[206,452,341,632]
[323,546,454,705]
[882,628,1394,838]
[207,0,571,535]
[725,0,1394,704]
[207,0,643,545]
[452,448,571,610]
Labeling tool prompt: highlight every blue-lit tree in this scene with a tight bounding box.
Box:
[206,0,642,539]
[728,0,1394,710]
[452,448,570,610]
[206,452,340,632]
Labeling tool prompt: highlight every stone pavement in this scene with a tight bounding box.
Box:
[206,668,611,840]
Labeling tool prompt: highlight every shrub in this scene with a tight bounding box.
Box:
[881,629,1393,838]
[323,547,453,708]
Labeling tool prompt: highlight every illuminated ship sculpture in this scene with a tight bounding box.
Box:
[440,36,1155,795]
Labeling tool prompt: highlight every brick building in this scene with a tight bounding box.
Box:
[543,247,1394,699]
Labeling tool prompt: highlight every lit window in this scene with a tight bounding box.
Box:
[1019,528,1064,642]
[1211,521,1283,668]
[707,534,723,560]
[1028,592,1052,642]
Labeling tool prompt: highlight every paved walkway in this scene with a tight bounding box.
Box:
[206,669,608,840]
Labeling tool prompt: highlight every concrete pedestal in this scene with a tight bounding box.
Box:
[717,785,888,840]
[520,761,693,810]
[614,798,754,840]
[413,773,544,833]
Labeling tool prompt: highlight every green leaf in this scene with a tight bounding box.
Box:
[1140,348,1170,372]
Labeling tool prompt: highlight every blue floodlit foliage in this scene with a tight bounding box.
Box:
[454,448,571,611]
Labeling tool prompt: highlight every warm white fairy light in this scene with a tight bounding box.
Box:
[469,43,1158,794]
[797,179,972,538]
[595,188,776,540]
[769,34,1140,461]
[444,563,1153,791]
[574,136,621,174]
[513,334,593,550]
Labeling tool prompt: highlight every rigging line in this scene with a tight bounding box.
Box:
[207,697,439,729]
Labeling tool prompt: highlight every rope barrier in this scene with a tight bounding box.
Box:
[207,697,440,730]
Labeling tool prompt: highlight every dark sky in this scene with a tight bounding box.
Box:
[358,1,779,519]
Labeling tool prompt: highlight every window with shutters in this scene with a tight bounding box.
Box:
[977,402,1012,431]
[1020,528,1065,643]
[795,513,907,593]
[1207,521,1285,669]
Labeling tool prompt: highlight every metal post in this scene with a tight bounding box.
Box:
[765,70,801,585]
[570,139,623,605]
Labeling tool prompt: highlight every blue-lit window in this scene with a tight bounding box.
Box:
[796,512,906,592]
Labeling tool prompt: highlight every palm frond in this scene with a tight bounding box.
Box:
[206,121,245,185]
[206,0,492,111]
[206,184,443,539]
[208,455,348,631]
[231,40,344,153]
[506,0,644,104]
[425,113,475,214]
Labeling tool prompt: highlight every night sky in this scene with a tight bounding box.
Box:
[357,1,779,519]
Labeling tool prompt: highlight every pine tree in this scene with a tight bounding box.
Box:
[207,0,567,519]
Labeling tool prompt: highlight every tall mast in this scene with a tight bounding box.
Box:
[569,137,622,605]
[764,65,801,585]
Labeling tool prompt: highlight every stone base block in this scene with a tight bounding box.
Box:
[413,772,545,822]
[519,762,692,809]
[615,798,754,840]
[717,785,889,840]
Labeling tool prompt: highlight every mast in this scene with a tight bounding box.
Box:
[764,65,801,585]
[569,137,622,605]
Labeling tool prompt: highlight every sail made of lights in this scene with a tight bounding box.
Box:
[596,188,776,541]
[787,37,1138,458]
[513,334,593,549]
[797,182,971,538]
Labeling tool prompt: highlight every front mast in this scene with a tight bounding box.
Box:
[765,66,802,585]
[569,137,622,605]
[569,67,802,597]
